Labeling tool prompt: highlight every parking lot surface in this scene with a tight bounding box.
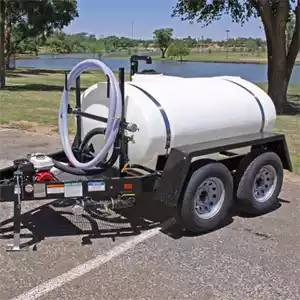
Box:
[1,129,300,300]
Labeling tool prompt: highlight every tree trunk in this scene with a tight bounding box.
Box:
[161,48,166,59]
[0,0,5,89]
[258,0,291,114]
[5,50,12,69]
[266,0,300,115]
[287,0,300,87]
[266,31,289,114]
[5,9,12,70]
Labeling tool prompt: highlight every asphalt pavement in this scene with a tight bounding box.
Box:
[0,128,300,300]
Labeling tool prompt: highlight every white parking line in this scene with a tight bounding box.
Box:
[10,217,175,300]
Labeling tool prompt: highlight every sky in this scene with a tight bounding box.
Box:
[64,0,266,41]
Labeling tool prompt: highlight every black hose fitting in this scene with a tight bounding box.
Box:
[52,127,120,176]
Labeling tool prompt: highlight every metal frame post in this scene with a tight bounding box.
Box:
[75,76,82,145]
[6,170,27,252]
[118,67,128,176]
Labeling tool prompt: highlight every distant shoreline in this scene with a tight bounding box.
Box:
[14,52,300,66]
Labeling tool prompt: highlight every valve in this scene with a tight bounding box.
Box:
[126,122,139,133]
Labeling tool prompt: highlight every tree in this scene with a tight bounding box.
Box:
[5,0,78,68]
[172,0,300,114]
[167,39,191,61]
[103,35,120,50]
[153,28,174,58]
[15,35,45,56]
[46,30,83,53]
[0,0,5,89]
[183,35,197,47]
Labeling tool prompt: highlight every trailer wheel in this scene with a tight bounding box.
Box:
[235,152,283,215]
[180,162,233,233]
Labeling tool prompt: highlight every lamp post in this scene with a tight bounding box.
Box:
[225,29,230,59]
[131,22,134,40]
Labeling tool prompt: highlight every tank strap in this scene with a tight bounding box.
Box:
[222,79,266,132]
[128,83,171,151]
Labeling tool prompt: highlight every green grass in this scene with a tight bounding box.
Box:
[0,68,300,173]
[0,68,129,134]
[15,53,39,60]
[257,83,300,172]
[103,49,300,65]
[274,115,300,173]
[151,50,300,65]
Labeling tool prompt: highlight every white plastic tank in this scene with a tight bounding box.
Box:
[80,76,276,170]
[131,73,182,82]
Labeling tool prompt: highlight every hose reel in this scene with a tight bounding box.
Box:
[54,59,123,175]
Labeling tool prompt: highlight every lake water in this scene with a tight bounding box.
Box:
[15,53,300,84]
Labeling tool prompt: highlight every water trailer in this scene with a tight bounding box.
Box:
[0,55,292,252]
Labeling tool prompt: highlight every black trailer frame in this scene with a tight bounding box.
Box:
[0,56,293,252]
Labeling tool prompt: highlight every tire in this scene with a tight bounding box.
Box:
[235,151,283,215]
[233,149,265,194]
[179,162,233,233]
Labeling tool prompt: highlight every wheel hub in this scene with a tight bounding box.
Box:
[194,177,225,219]
[253,165,277,203]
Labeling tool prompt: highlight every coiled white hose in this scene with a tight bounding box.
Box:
[59,59,122,169]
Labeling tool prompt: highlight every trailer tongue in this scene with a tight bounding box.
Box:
[0,56,292,252]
